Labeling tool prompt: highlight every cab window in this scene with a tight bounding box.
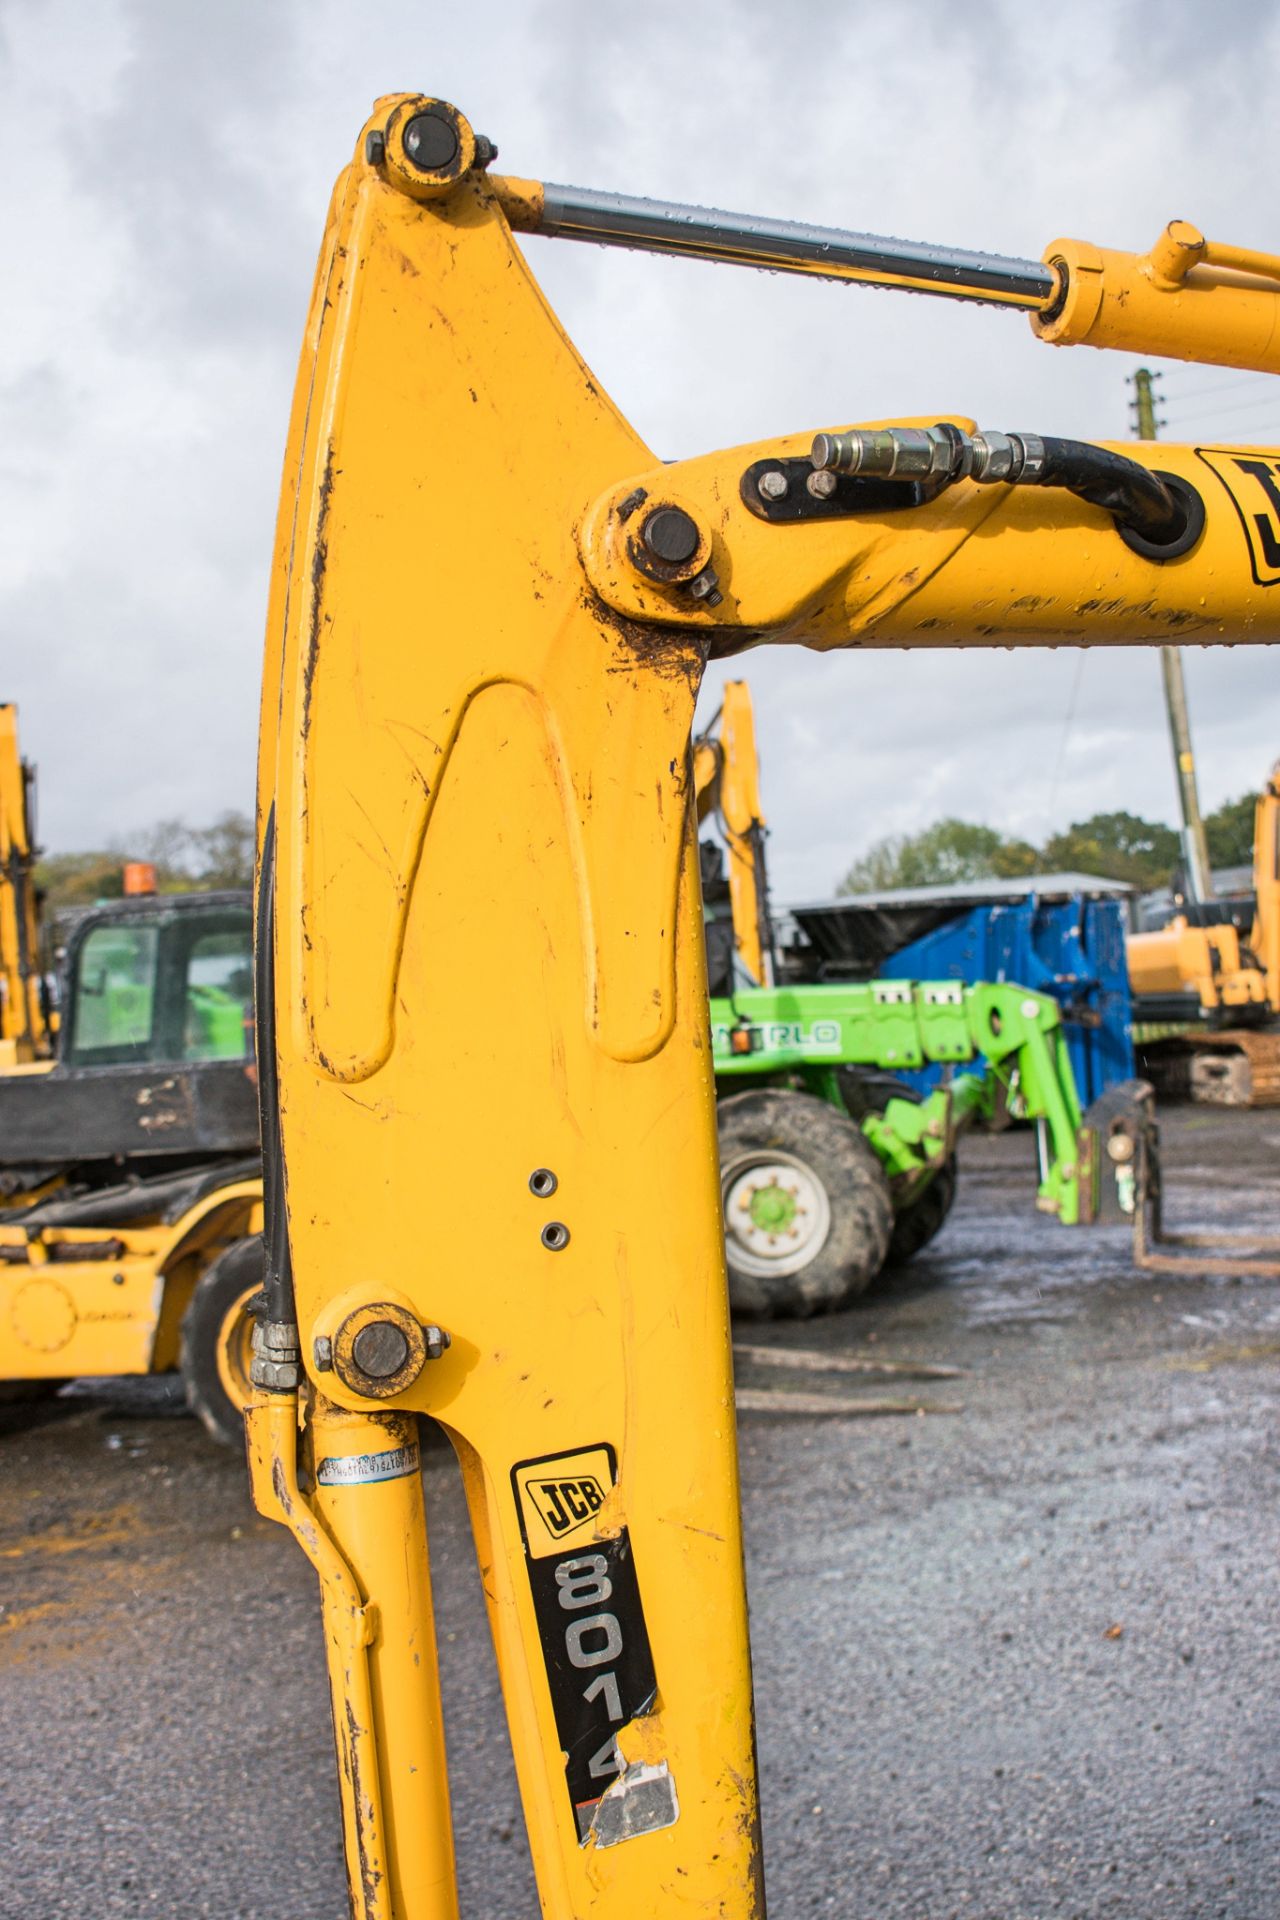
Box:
[70,924,159,1062]
[183,928,253,1061]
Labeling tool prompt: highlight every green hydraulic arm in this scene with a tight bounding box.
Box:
[710,978,1092,1225]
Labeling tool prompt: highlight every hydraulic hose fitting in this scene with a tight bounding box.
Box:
[810,426,958,483]
[809,423,1204,559]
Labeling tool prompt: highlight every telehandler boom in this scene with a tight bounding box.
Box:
[247,95,1280,1920]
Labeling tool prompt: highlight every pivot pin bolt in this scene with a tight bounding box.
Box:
[806,468,838,500]
[642,506,701,566]
[757,469,789,501]
[403,109,460,172]
[352,1320,411,1380]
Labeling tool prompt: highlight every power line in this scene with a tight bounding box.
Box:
[1162,390,1280,426]
[1158,371,1278,406]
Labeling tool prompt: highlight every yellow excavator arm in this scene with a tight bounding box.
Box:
[248,95,1280,1920]
[692,680,772,986]
[1252,765,1280,1012]
[0,706,50,1066]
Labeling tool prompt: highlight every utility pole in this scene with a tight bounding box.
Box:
[1131,367,1214,902]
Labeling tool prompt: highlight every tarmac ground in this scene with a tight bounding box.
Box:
[3,1103,1280,1919]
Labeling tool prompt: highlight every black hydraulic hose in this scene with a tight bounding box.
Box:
[1034,439,1189,547]
[254,806,295,1331]
[810,425,1207,560]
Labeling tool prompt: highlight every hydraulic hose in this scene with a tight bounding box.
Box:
[810,425,1206,560]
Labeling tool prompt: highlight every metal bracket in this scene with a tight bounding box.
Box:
[738,456,924,523]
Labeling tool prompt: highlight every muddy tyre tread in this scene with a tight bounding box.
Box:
[180,1236,263,1447]
[718,1088,893,1319]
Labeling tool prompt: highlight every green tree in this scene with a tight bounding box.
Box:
[839,818,1038,893]
[1040,810,1180,888]
[1204,792,1256,871]
[34,809,257,914]
[190,811,255,890]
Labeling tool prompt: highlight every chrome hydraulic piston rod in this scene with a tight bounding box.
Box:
[495,179,1058,308]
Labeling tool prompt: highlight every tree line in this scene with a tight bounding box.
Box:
[33,790,1260,915]
[839,795,1258,896]
[36,811,255,913]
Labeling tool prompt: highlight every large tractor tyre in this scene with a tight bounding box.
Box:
[717,1088,893,1318]
[886,1156,957,1267]
[837,1069,959,1269]
[180,1236,264,1447]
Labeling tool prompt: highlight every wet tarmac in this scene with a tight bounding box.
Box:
[3,1104,1280,1919]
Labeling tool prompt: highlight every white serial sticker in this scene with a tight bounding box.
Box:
[316,1442,421,1486]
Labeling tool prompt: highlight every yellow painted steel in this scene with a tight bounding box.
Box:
[0,705,50,1066]
[252,96,1280,1920]
[1127,762,1280,1018]
[0,1180,261,1380]
[1033,223,1280,371]
[1127,919,1266,1012]
[577,426,1280,646]
[1251,765,1280,1011]
[693,680,771,986]
[256,96,759,1920]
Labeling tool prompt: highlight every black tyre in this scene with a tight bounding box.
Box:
[886,1157,957,1266]
[838,1069,958,1268]
[717,1088,893,1317]
[180,1236,263,1447]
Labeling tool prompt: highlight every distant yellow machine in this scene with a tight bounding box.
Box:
[0,723,262,1440]
[1129,762,1280,1101]
[0,705,51,1067]
[692,680,772,987]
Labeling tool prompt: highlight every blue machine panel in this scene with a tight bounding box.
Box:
[877,896,1134,1103]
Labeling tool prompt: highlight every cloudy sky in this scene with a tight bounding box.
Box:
[4,0,1280,899]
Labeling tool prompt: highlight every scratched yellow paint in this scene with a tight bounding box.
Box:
[252,92,1280,1920]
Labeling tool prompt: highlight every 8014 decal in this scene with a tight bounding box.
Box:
[512,1443,658,1840]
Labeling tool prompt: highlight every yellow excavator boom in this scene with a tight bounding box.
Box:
[692,680,772,986]
[0,705,49,1066]
[248,95,1280,1920]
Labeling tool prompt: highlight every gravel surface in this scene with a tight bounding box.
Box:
[3,1105,1279,1918]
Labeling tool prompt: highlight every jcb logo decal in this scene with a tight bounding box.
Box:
[514,1444,616,1558]
[1197,449,1280,586]
[532,1475,606,1536]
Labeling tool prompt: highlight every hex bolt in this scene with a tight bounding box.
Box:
[313,1335,334,1372]
[365,130,386,166]
[351,1320,412,1380]
[687,567,723,607]
[529,1167,559,1198]
[402,109,460,173]
[473,134,498,169]
[757,469,789,501]
[806,468,838,500]
[641,506,701,566]
[423,1325,452,1361]
[541,1221,571,1252]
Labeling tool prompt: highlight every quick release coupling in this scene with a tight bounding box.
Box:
[810,425,1046,486]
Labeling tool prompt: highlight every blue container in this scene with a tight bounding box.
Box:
[876,896,1133,1103]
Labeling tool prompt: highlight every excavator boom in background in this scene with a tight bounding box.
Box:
[243,96,1280,1920]
[0,706,51,1067]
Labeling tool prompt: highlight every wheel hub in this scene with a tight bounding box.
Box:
[722,1152,831,1279]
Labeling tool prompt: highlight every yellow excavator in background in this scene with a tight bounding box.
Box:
[0,705,52,1067]
[240,93,1280,1920]
[0,709,263,1437]
[1129,760,1280,1102]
